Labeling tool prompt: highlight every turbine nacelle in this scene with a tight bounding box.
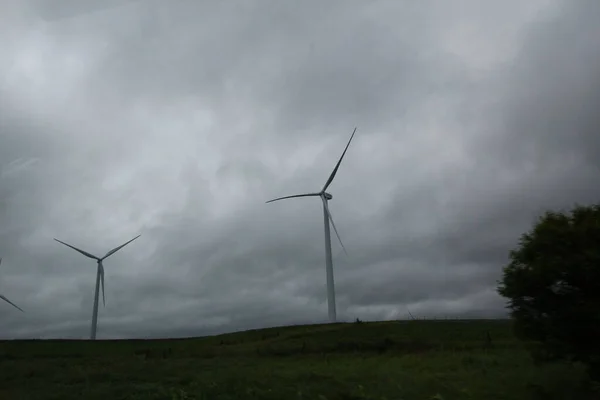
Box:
[322,192,333,200]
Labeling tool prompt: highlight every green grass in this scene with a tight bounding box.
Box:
[0,319,596,399]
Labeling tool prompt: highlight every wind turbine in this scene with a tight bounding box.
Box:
[0,258,24,312]
[266,127,357,323]
[54,235,141,340]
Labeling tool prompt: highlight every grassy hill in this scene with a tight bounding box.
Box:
[0,319,595,400]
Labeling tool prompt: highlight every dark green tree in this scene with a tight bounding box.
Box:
[498,204,600,380]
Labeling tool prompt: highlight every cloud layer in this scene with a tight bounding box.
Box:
[0,0,598,339]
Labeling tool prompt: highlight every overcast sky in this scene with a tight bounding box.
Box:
[0,0,598,339]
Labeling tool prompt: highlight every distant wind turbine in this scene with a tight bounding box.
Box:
[0,258,24,312]
[54,235,141,339]
[266,127,357,323]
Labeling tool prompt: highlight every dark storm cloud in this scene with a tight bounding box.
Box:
[36,0,143,21]
[426,0,600,269]
[0,0,598,339]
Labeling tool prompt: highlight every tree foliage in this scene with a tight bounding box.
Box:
[498,204,600,380]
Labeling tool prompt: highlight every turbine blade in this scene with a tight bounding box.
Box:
[54,239,99,260]
[0,294,24,312]
[322,127,357,192]
[0,260,24,312]
[322,197,347,255]
[265,193,321,204]
[99,264,105,307]
[102,234,141,260]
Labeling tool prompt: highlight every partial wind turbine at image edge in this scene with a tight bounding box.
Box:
[53,234,141,340]
[0,258,25,312]
[266,127,357,323]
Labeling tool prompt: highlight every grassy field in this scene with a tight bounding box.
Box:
[0,319,596,400]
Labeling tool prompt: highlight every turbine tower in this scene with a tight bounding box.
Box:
[54,235,140,339]
[0,258,24,312]
[266,127,357,323]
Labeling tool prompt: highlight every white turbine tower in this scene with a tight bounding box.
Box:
[266,127,357,323]
[54,235,141,340]
[0,258,24,312]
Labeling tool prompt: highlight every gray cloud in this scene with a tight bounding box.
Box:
[0,0,598,339]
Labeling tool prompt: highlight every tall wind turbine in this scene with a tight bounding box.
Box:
[0,258,24,312]
[266,127,357,323]
[54,235,141,340]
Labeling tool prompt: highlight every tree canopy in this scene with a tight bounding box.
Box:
[498,204,600,380]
